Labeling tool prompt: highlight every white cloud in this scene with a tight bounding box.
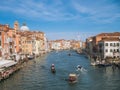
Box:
[0,0,77,21]
[72,0,120,23]
[0,0,120,23]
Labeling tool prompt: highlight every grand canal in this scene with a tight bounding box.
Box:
[0,50,120,90]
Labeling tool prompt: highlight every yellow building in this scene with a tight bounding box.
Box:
[19,31,46,55]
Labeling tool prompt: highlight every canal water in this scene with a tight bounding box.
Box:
[0,50,120,90]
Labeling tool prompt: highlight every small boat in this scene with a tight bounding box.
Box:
[68,53,71,56]
[27,55,34,60]
[91,61,111,67]
[68,73,77,83]
[77,65,82,69]
[97,63,111,67]
[91,62,98,66]
[76,65,84,71]
[91,60,101,66]
[51,64,56,73]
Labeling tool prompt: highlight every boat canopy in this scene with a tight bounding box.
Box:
[0,60,17,68]
[69,74,77,77]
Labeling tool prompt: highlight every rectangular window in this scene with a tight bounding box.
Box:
[117,43,119,46]
[110,49,113,52]
[105,49,108,52]
[114,49,116,52]
[110,43,112,46]
[117,49,119,52]
[105,43,108,46]
[114,43,116,47]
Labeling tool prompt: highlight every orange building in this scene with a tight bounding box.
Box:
[19,31,46,55]
[0,22,22,59]
[0,21,47,59]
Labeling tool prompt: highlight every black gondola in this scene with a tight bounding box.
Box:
[51,64,56,73]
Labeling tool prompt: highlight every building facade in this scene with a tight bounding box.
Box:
[0,21,47,60]
[98,38,120,59]
[86,32,120,58]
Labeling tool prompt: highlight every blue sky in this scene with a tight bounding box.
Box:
[0,0,120,40]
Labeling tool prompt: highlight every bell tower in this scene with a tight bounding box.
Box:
[14,21,19,31]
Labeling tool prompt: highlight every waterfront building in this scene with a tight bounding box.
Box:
[32,31,46,55]
[13,21,22,54]
[48,41,52,50]
[12,21,47,55]
[39,32,47,54]
[0,21,47,60]
[33,39,40,55]
[19,30,46,55]
[20,33,33,55]
[51,40,62,50]
[44,34,49,52]
[62,40,71,49]
[70,40,81,50]
[0,24,18,59]
[86,32,120,58]
[98,37,120,59]
[86,37,94,56]
[82,42,86,49]
[0,24,10,59]
[49,39,81,50]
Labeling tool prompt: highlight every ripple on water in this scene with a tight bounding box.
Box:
[0,50,120,90]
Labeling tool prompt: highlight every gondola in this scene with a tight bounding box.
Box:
[51,64,56,73]
[68,73,77,83]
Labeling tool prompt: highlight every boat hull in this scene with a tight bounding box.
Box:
[51,69,56,73]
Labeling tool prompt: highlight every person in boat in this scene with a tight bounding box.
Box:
[69,74,77,83]
[76,65,87,72]
[77,65,82,69]
[51,64,56,73]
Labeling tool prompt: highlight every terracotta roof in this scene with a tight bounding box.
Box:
[0,24,14,31]
[97,32,120,36]
[100,37,120,42]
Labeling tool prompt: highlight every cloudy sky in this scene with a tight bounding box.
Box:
[0,0,120,40]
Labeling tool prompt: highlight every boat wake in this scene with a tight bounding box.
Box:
[76,68,87,74]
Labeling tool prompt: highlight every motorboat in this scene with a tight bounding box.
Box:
[91,62,98,66]
[68,73,77,83]
[27,55,34,60]
[97,63,111,67]
[91,61,111,67]
[51,64,56,73]
[76,65,87,72]
[77,65,82,69]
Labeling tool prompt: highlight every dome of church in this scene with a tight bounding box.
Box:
[20,23,29,31]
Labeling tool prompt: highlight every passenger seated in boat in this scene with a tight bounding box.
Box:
[77,65,82,69]
[69,74,77,83]
[51,64,54,67]
[51,64,56,73]
[76,65,87,72]
[51,66,55,69]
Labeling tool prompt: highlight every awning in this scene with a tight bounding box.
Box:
[0,60,17,68]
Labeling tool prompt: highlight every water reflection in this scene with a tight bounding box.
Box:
[0,50,120,90]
